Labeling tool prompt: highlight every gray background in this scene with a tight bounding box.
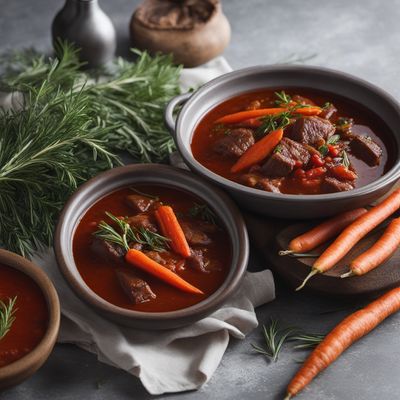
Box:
[1,0,400,399]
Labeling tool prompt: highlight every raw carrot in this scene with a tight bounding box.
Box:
[285,287,400,399]
[214,106,322,125]
[125,249,203,295]
[341,217,400,278]
[280,208,368,256]
[155,205,191,258]
[230,128,284,173]
[296,189,400,290]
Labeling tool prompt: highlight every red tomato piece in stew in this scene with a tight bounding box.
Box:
[0,264,48,368]
[73,186,231,313]
[191,89,395,195]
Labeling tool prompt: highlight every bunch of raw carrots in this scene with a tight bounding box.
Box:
[280,189,400,290]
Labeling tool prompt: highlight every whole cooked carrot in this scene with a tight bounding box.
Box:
[285,287,400,399]
[215,106,322,125]
[280,208,368,256]
[231,128,284,173]
[155,205,191,258]
[125,249,203,295]
[296,189,400,290]
[341,217,400,278]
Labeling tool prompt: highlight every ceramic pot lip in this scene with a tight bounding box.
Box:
[54,163,249,326]
[174,64,400,203]
[0,249,60,386]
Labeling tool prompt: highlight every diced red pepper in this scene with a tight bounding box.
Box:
[306,167,327,179]
[294,160,303,168]
[311,153,325,167]
[294,168,306,178]
[328,145,340,157]
[325,156,333,163]
[331,165,357,181]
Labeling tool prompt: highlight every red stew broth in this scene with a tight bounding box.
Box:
[191,88,396,194]
[73,186,231,313]
[0,264,48,368]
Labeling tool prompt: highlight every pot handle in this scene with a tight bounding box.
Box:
[164,92,192,138]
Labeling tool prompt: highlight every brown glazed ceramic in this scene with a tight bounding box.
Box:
[164,65,400,219]
[0,250,60,390]
[54,164,249,329]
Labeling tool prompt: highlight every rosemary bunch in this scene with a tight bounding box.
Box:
[0,42,181,256]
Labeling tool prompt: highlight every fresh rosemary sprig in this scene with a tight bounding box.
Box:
[188,203,217,225]
[256,110,292,137]
[290,333,325,349]
[94,212,170,252]
[275,90,292,106]
[0,297,17,341]
[0,42,181,256]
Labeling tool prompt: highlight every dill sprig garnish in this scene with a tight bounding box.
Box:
[0,41,181,256]
[94,212,170,252]
[0,297,17,341]
[188,203,217,225]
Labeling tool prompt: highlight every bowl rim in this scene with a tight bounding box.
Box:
[54,163,249,322]
[175,64,400,202]
[0,249,60,381]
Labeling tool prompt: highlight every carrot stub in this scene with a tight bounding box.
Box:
[296,189,400,290]
[155,205,191,258]
[231,128,284,173]
[282,207,368,255]
[215,106,322,125]
[341,217,400,278]
[285,287,400,399]
[125,249,203,295]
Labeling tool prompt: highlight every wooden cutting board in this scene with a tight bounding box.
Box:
[244,183,400,297]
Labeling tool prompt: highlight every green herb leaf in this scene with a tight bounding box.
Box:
[342,150,351,168]
[327,134,340,145]
[318,144,329,157]
[188,203,217,225]
[274,91,292,106]
[257,110,291,137]
[0,297,17,341]
[273,144,283,154]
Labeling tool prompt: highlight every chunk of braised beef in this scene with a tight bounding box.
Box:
[91,237,125,263]
[180,221,212,245]
[322,177,354,193]
[144,251,185,272]
[261,153,295,177]
[239,174,283,193]
[246,100,262,110]
[187,249,209,273]
[126,214,157,232]
[213,128,255,158]
[289,116,335,145]
[319,103,337,120]
[116,269,156,304]
[126,194,155,213]
[279,137,311,165]
[292,95,316,106]
[350,135,382,166]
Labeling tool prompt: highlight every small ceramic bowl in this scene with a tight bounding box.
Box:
[54,164,249,329]
[0,249,60,390]
[164,65,400,219]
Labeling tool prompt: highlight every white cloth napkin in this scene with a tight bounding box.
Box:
[4,56,276,395]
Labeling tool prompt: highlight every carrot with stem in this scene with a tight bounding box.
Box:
[94,212,203,295]
[285,287,400,399]
[279,208,368,257]
[155,205,191,258]
[231,128,284,173]
[296,189,400,291]
[215,106,322,125]
[341,217,400,278]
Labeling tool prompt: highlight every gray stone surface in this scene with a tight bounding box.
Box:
[1,0,400,399]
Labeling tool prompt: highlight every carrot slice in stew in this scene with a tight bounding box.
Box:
[155,205,191,258]
[296,189,400,290]
[341,217,400,278]
[285,287,400,399]
[230,128,284,173]
[125,249,203,295]
[214,106,322,125]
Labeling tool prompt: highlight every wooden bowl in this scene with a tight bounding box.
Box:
[0,250,60,389]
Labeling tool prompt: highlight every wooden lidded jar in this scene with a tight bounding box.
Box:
[130,0,231,67]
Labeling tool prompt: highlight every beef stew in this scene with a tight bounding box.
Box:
[192,89,394,195]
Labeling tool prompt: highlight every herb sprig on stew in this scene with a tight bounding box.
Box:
[0,297,17,341]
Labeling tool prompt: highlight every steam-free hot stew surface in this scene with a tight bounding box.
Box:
[0,264,48,368]
[192,89,396,195]
[73,186,231,313]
